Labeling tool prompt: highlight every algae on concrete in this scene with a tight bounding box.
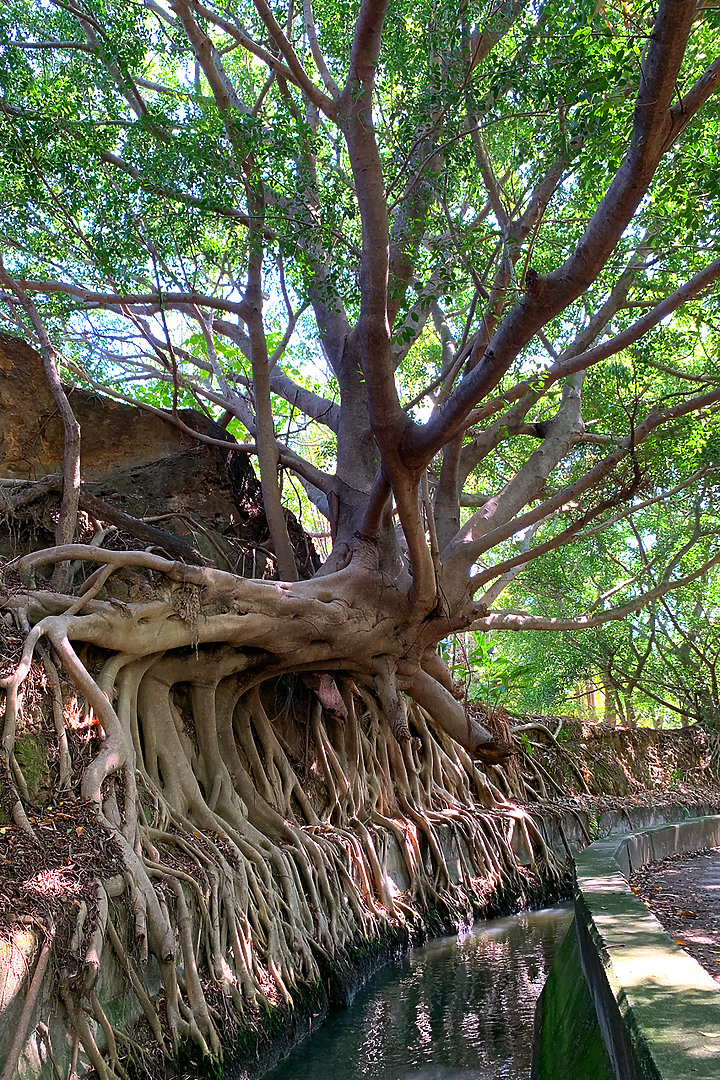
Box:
[532,920,614,1080]
[14,735,50,801]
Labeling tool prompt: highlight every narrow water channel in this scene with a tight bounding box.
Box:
[263,904,573,1080]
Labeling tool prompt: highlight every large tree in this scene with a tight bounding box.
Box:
[1,0,720,1072]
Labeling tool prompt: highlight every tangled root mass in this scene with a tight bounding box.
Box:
[0,545,563,1080]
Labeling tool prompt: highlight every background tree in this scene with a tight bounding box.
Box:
[484,414,720,724]
[1,0,720,1071]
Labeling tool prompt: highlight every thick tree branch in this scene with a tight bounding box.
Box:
[442,371,587,576]
[251,0,337,115]
[452,384,720,575]
[339,0,436,603]
[170,0,249,114]
[473,469,715,598]
[14,280,248,317]
[457,243,648,483]
[463,254,720,434]
[401,669,493,754]
[242,211,299,582]
[3,38,93,51]
[405,0,708,464]
[174,0,324,108]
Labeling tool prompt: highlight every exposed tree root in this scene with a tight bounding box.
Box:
[0,921,55,1080]
[0,546,565,1077]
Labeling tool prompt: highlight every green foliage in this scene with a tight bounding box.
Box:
[460,632,545,713]
[0,0,719,720]
[486,475,720,727]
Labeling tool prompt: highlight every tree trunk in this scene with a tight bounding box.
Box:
[603,675,618,726]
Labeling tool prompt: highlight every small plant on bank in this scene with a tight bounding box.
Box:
[461,632,545,718]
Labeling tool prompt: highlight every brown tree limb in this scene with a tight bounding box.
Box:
[169,0,316,104]
[463,254,720,434]
[15,279,248,316]
[243,206,299,582]
[445,383,720,574]
[443,371,587,576]
[169,0,250,115]
[251,0,337,115]
[402,669,493,754]
[405,0,710,464]
[339,0,436,604]
[457,241,650,482]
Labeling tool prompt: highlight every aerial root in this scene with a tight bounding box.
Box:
[373,660,412,743]
[0,578,565,1075]
[105,917,166,1046]
[0,922,55,1080]
[36,644,72,787]
[60,983,120,1080]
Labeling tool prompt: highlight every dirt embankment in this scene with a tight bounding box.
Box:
[0,333,319,577]
[514,715,719,802]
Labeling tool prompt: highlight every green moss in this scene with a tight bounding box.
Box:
[102,994,133,1029]
[533,920,614,1080]
[14,735,50,801]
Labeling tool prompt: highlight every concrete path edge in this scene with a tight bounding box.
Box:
[535,815,720,1080]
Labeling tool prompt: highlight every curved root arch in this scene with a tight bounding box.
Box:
[0,549,562,1077]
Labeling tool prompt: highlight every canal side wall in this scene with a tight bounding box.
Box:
[533,815,720,1080]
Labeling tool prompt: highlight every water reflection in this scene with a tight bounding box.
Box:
[263,905,573,1080]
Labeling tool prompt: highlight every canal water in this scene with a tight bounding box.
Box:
[263,904,573,1080]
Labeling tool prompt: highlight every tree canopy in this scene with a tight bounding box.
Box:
[2,0,720,661]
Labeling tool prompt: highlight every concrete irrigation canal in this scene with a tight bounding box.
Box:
[263,904,573,1080]
[260,817,720,1080]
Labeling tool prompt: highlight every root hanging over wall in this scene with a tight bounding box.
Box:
[0,546,563,1079]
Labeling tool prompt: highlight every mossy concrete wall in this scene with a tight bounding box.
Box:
[533,815,720,1080]
[532,917,614,1080]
